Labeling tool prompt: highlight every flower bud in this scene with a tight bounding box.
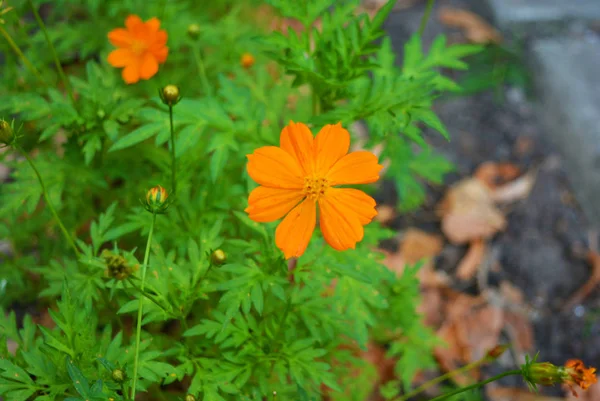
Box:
[143,185,170,214]
[103,250,137,280]
[0,120,14,146]
[485,344,508,361]
[521,355,597,396]
[111,368,125,382]
[241,53,255,69]
[210,249,226,266]
[185,394,196,401]
[187,23,200,39]
[160,85,181,107]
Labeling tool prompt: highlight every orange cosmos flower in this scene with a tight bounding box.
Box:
[564,359,597,396]
[107,15,168,84]
[245,121,383,259]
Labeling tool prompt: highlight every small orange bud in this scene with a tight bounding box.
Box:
[143,185,170,214]
[485,344,508,360]
[241,53,255,69]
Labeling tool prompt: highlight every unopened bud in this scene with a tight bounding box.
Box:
[103,250,137,280]
[185,394,196,401]
[0,120,14,145]
[485,344,508,361]
[160,85,181,107]
[211,249,226,266]
[143,185,170,214]
[187,24,200,39]
[241,53,255,69]
[112,368,125,382]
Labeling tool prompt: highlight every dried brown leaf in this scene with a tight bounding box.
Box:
[456,239,486,281]
[438,7,503,44]
[439,178,507,244]
[492,171,537,203]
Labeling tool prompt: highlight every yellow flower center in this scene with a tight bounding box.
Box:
[304,176,329,200]
[131,40,147,55]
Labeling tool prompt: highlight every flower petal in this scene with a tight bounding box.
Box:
[326,151,383,185]
[314,123,349,175]
[245,186,304,223]
[318,194,364,251]
[139,53,158,80]
[107,48,136,67]
[247,146,305,189]
[107,28,132,47]
[125,15,144,32]
[324,188,377,225]
[151,45,168,63]
[275,199,316,259]
[145,17,161,31]
[122,60,140,84]
[280,121,315,175]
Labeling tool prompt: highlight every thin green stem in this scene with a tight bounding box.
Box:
[312,90,320,116]
[418,0,436,37]
[192,46,211,95]
[131,213,157,401]
[126,278,171,315]
[28,0,76,109]
[0,25,45,85]
[17,146,79,258]
[425,370,522,401]
[398,358,486,401]
[169,106,177,195]
[167,105,189,230]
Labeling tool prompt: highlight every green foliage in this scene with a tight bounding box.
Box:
[0,0,482,400]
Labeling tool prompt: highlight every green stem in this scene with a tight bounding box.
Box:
[0,25,46,85]
[28,0,77,109]
[425,370,522,401]
[312,90,320,116]
[192,46,211,95]
[418,0,435,37]
[126,277,171,315]
[131,213,157,401]
[167,105,189,230]
[17,146,79,258]
[398,358,486,401]
[169,106,177,195]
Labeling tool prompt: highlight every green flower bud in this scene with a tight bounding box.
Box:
[185,394,196,401]
[160,84,181,107]
[102,250,137,281]
[142,185,170,214]
[111,368,125,382]
[187,23,200,39]
[211,249,226,266]
[0,120,14,146]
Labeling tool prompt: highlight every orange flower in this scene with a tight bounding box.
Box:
[241,53,255,69]
[564,359,597,396]
[107,15,168,84]
[245,121,383,259]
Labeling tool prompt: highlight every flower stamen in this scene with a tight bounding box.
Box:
[303,176,329,200]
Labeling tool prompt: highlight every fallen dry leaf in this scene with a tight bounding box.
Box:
[492,171,537,203]
[375,204,396,224]
[486,386,564,401]
[456,239,487,281]
[563,250,600,311]
[438,7,503,44]
[438,178,507,244]
[434,292,504,385]
[475,161,521,190]
[503,310,534,354]
[401,228,444,264]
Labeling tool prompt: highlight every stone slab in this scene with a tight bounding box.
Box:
[470,0,600,33]
[530,37,600,225]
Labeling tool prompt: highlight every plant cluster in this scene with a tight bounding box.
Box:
[0,1,594,401]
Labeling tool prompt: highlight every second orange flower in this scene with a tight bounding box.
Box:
[245,122,383,259]
[107,15,168,84]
